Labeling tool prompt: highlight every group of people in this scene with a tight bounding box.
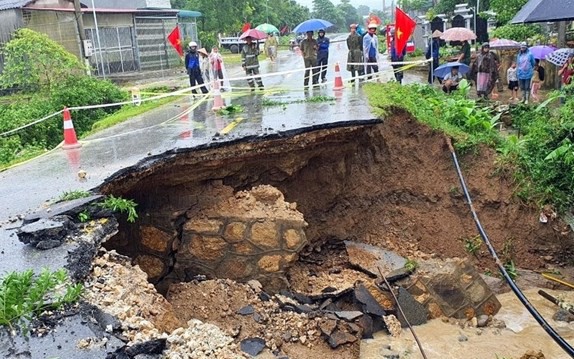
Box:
[435,40,567,105]
[299,28,331,87]
[184,41,226,94]
[346,22,406,84]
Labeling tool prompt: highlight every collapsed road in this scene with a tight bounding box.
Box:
[3,109,574,358]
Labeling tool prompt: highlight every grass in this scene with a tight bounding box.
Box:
[220,52,243,65]
[0,147,48,172]
[99,195,138,223]
[57,190,92,202]
[85,95,178,135]
[0,269,83,331]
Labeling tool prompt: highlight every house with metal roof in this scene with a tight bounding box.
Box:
[0,0,201,76]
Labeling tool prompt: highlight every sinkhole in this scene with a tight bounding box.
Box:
[95,113,563,296]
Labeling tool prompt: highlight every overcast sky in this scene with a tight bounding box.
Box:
[295,0,383,11]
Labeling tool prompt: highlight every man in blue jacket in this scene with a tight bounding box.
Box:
[184,41,208,94]
[426,31,441,84]
[317,29,330,83]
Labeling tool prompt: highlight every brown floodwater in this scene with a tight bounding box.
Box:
[361,288,574,359]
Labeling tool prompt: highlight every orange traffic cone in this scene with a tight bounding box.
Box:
[212,80,225,111]
[333,62,344,91]
[62,107,81,149]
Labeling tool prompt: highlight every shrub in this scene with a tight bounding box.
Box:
[490,24,542,42]
[0,29,85,92]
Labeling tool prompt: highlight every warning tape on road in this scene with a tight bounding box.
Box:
[0,58,430,138]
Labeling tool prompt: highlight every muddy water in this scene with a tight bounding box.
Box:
[361,288,574,359]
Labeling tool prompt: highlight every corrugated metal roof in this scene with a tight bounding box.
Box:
[0,0,33,11]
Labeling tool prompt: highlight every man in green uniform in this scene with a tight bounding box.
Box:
[241,36,264,91]
[300,30,319,87]
[346,24,364,82]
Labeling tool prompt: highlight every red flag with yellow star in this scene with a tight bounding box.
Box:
[167,26,183,57]
[394,7,416,55]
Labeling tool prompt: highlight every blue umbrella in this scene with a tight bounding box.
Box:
[434,62,471,78]
[293,19,334,33]
[529,45,556,60]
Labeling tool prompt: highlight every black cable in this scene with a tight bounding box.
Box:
[446,138,574,358]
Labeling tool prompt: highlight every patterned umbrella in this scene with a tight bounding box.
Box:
[255,23,279,34]
[489,39,521,50]
[239,29,267,40]
[440,27,476,42]
[545,48,574,66]
[529,45,556,60]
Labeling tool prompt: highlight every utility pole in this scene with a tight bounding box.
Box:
[73,0,91,75]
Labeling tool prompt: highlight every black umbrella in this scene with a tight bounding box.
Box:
[512,0,574,23]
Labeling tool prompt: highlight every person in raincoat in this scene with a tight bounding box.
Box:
[264,33,278,62]
[516,42,535,104]
[470,42,498,99]
[184,41,208,94]
[363,22,379,78]
[390,30,407,84]
[346,24,364,82]
[316,29,330,83]
[198,48,210,84]
[241,36,264,91]
[209,46,226,90]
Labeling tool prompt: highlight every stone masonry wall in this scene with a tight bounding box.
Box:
[119,184,308,292]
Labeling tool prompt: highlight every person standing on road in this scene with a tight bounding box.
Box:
[264,33,278,62]
[531,59,545,103]
[363,23,379,79]
[516,42,535,104]
[346,24,364,82]
[209,46,226,90]
[198,48,210,84]
[390,30,407,84]
[300,30,319,87]
[317,29,330,83]
[184,41,208,95]
[241,36,264,91]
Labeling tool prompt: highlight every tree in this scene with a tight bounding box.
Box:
[337,0,360,27]
[356,5,370,17]
[0,29,85,92]
[401,0,431,13]
[312,0,344,29]
[489,0,528,24]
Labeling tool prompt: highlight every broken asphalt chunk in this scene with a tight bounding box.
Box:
[327,330,357,348]
[17,216,73,249]
[344,241,406,276]
[334,311,363,321]
[354,283,387,317]
[240,337,266,356]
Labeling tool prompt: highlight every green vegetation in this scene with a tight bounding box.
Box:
[216,104,244,116]
[404,259,419,272]
[262,95,336,107]
[364,81,574,214]
[78,210,91,223]
[463,235,482,255]
[99,195,138,223]
[490,24,542,43]
[0,29,85,92]
[58,190,92,202]
[504,260,518,280]
[0,29,128,167]
[0,269,83,331]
